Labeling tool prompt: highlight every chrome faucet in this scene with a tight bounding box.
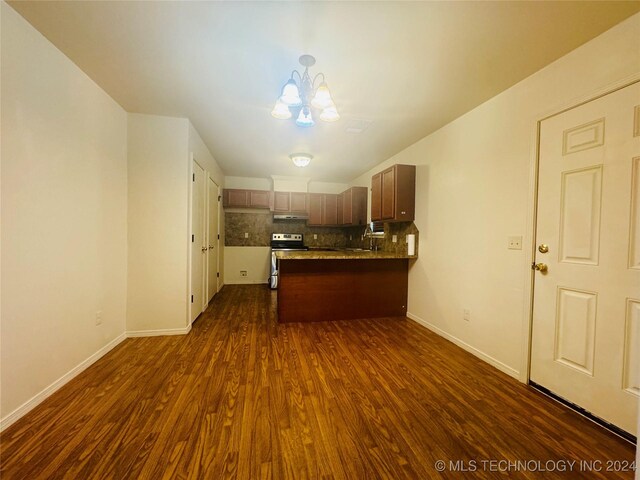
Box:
[362,224,377,251]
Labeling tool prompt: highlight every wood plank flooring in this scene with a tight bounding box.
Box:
[1,285,635,479]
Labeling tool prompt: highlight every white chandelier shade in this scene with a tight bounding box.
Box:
[271,55,339,127]
[271,100,292,120]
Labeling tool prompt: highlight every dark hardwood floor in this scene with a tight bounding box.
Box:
[1,285,635,479]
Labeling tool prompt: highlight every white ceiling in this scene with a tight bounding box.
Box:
[8,1,640,182]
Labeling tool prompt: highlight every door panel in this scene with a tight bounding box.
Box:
[191,160,206,323]
[207,176,219,302]
[290,192,308,213]
[629,157,640,269]
[273,191,290,212]
[371,173,382,221]
[558,166,602,265]
[381,167,395,219]
[623,299,640,396]
[530,81,640,435]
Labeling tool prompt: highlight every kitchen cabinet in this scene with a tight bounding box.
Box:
[308,193,323,225]
[308,193,338,226]
[273,191,308,213]
[222,189,271,209]
[371,164,415,222]
[322,194,338,225]
[341,186,367,225]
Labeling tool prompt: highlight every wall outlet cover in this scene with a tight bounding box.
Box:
[507,235,522,250]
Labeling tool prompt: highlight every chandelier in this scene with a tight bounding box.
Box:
[271,55,340,127]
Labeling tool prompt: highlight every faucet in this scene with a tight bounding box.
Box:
[362,224,377,251]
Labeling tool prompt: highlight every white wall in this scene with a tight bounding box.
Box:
[127,115,225,334]
[1,2,128,424]
[225,176,272,190]
[127,114,190,333]
[224,247,271,285]
[351,13,640,379]
[308,181,350,194]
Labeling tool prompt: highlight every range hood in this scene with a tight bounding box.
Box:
[273,213,309,220]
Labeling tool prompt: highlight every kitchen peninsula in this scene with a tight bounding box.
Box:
[275,250,416,323]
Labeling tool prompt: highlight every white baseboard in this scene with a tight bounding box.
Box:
[406,312,519,380]
[0,333,127,432]
[126,324,191,337]
[224,280,268,285]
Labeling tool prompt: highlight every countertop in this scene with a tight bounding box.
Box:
[275,249,416,260]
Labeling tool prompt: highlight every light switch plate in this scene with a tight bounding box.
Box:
[508,235,522,250]
[244,232,249,238]
[314,234,318,240]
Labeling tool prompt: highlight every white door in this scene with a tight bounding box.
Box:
[530,81,640,436]
[207,176,220,302]
[190,159,206,323]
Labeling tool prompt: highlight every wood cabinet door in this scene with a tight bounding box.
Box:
[394,165,416,221]
[322,194,338,225]
[308,193,323,225]
[342,188,353,225]
[381,167,396,219]
[371,173,382,221]
[352,187,368,225]
[273,191,290,212]
[336,192,344,225]
[249,190,271,208]
[290,192,308,213]
[226,189,249,207]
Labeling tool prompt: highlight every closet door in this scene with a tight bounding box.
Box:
[191,159,206,323]
[207,176,220,302]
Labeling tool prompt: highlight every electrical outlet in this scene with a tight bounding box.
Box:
[240,270,247,277]
[463,309,471,322]
[95,311,103,326]
[349,235,352,241]
[508,235,522,250]
[392,235,397,243]
[244,232,249,238]
[313,234,318,240]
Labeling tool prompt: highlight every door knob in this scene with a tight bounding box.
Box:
[209,245,214,249]
[201,246,208,252]
[532,262,548,273]
[538,244,549,253]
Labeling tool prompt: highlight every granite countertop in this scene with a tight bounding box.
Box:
[275,249,416,260]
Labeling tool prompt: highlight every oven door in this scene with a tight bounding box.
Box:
[268,250,278,289]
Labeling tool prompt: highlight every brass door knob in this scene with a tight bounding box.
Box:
[201,246,208,252]
[532,262,548,273]
[538,244,549,253]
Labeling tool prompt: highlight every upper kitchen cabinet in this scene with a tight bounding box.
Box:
[371,164,415,222]
[222,188,271,209]
[308,193,338,226]
[322,194,338,225]
[273,191,308,214]
[341,186,368,226]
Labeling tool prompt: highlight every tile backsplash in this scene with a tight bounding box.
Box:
[225,212,419,256]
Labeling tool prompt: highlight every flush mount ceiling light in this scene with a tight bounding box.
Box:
[290,153,313,167]
[271,55,340,127]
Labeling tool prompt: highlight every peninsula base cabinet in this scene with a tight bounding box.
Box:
[371,164,415,222]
